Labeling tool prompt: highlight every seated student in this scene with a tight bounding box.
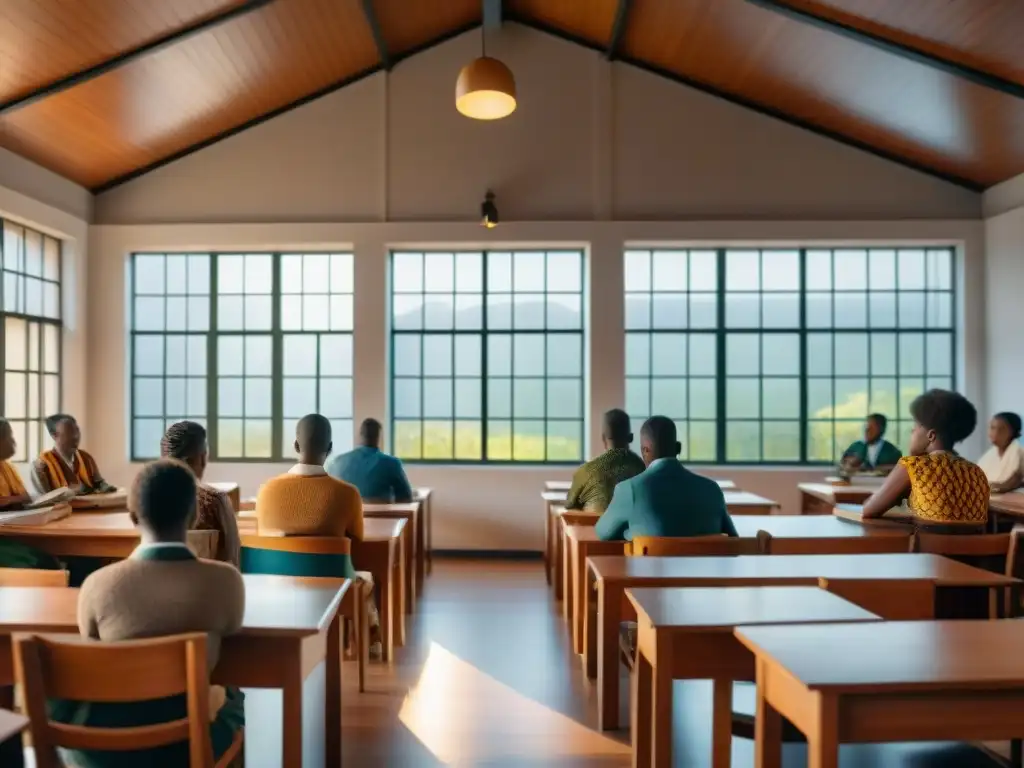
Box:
[565,408,646,512]
[32,413,115,494]
[862,390,989,533]
[256,414,381,657]
[147,421,240,568]
[50,459,245,767]
[841,413,902,473]
[326,417,413,502]
[596,416,737,541]
[0,418,59,567]
[977,411,1024,493]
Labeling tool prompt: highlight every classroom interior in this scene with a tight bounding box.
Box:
[1,0,1024,766]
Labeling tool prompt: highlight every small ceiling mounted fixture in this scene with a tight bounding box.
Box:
[481,191,498,228]
[456,3,516,120]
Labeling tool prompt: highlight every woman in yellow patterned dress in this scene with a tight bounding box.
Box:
[862,389,989,533]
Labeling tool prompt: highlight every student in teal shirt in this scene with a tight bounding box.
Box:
[325,418,413,502]
[841,413,902,472]
[596,416,737,541]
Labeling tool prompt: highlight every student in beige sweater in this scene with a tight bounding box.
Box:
[52,459,245,768]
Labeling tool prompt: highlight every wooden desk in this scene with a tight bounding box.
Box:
[833,503,915,527]
[351,518,406,662]
[990,491,1024,528]
[0,512,218,559]
[545,480,571,492]
[564,522,622,656]
[415,488,433,575]
[629,587,880,768]
[737,620,1024,768]
[0,575,348,767]
[723,491,779,516]
[208,481,241,512]
[542,491,567,590]
[798,483,875,514]
[363,501,419,615]
[585,553,1020,731]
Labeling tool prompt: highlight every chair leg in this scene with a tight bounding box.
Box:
[359,581,369,693]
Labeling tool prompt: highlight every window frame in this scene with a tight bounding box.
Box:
[0,219,63,463]
[389,249,587,465]
[625,246,957,466]
[128,251,354,462]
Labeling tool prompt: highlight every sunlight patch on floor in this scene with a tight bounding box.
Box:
[398,642,629,765]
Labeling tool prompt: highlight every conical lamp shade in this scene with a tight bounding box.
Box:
[456,56,517,120]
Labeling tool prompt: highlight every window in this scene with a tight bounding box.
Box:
[2,221,62,462]
[390,250,584,463]
[625,247,955,464]
[129,253,353,460]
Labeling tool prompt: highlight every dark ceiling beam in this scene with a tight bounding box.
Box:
[0,0,277,116]
[607,0,633,61]
[361,0,392,71]
[743,0,1024,101]
[94,20,482,194]
[507,15,981,191]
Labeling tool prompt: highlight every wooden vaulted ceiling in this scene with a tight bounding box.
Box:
[0,0,1021,193]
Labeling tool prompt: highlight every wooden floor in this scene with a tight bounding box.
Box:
[273,560,1006,767]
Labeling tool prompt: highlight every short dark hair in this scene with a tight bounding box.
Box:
[995,412,1023,440]
[640,416,678,456]
[603,409,631,443]
[130,459,197,535]
[360,418,382,445]
[297,414,332,454]
[867,413,888,434]
[160,421,207,461]
[909,389,977,448]
[45,413,75,437]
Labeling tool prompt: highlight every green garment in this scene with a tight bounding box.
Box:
[565,447,646,512]
[0,539,60,570]
[844,439,902,469]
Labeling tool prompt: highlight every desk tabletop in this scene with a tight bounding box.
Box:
[735,620,1024,692]
[0,575,348,638]
[566,515,910,543]
[542,490,568,503]
[990,491,1024,517]
[723,491,778,507]
[628,586,879,630]
[546,478,737,493]
[414,488,432,500]
[798,483,877,503]
[833,504,915,526]
[0,511,139,536]
[0,708,27,744]
[587,553,1018,587]
[363,502,419,514]
[362,517,406,541]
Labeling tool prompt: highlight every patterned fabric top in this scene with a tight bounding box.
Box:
[900,452,989,525]
[0,460,26,497]
[565,448,646,512]
[32,448,104,493]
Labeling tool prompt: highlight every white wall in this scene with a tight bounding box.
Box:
[85,25,986,550]
[985,205,1024,417]
[0,149,91,474]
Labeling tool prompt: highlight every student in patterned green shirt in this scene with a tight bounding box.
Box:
[565,409,646,512]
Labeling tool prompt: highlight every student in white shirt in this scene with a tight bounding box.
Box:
[977,412,1024,493]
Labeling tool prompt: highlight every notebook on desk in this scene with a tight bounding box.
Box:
[0,501,72,526]
[834,503,914,526]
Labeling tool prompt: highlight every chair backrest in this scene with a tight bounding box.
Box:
[240,533,354,578]
[628,534,762,557]
[13,632,214,768]
[0,568,69,587]
[560,511,601,527]
[912,531,1016,577]
[763,534,911,556]
[818,577,935,620]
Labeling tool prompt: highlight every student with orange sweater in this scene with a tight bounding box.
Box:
[254,414,380,657]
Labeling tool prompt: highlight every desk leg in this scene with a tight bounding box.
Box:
[808,695,839,768]
[415,507,425,597]
[651,642,672,768]
[597,580,623,731]
[712,678,732,768]
[755,660,781,768]
[554,513,564,600]
[584,567,598,679]
[572,540,585,655]
[424,495,433,575]
[404,520,415,616]
[562,524,573,623]
[396,535,406,647]
[326,612,343,767]
[378,548,394,663]
[631,649,652,768]
[282,656,304,767]
[544,502,552,585]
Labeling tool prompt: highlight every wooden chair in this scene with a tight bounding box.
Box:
[560,510,601,527]
[241,534,368,690]
[818,577,935,620]
[13,632,243,768]
[0,568,68,587]
[626,533,764,556]
[761,533,910,556]
[911,529,1020,617]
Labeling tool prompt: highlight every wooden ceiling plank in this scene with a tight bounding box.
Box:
[742,0,1024,101]
[507,13,984,192]
[607,0,633,61]
[362,0,393,71]
[0,0,278,116]
[92,17,482,194]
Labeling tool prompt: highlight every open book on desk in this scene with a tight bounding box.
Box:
[834,503,914,527]
[0,500,72,527]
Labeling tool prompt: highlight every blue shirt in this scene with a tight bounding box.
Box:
[325,446,413,502]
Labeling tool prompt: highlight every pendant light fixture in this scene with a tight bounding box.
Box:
[481,191,498,228]
[455,7,516,120]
